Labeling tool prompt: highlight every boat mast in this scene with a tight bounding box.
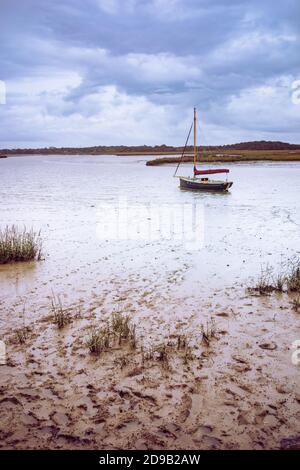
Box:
[193,107,197,170]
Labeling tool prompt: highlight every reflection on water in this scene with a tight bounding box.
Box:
[0,155,299,306]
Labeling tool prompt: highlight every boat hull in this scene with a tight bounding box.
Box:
[179,177,233,192]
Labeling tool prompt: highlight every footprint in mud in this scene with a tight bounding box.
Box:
[259,342,277,351]
[116,418,141,432]
[20,410,39,426]
[237,411,253,425]
[178,395,192,423]
[0,396,23,429]
[135,432,166,449]
[201,434,223,449]
[51,411,70,427]
[72,396,98,418]
[157,423,181,439]
[193,424,213,439]
[276,383,293,395]
[55,433,93,448]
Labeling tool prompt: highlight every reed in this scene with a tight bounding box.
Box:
[86,326,110,355]
[201,319,217,346]
[141,345,154,364]
[85,312,217,368]
[291,296,300,312]
[111,312,136,348]
[273,273,285,292]
[86,312,136,356]
[15,326,31,344]
[183,346,194,364]
[251,265,275,295]
[153,343,169,364]
[250,260,300,296]
[14,304,31,344]
[286,261,300,293]
[51,294,71,329]
[0,225,42,264]
[141,343,170,369]
[176,335,187,350]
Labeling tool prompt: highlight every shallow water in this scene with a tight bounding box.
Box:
[0,155,299,308]
[1,155,300,450]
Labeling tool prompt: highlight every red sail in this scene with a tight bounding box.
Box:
[194,166,229,176]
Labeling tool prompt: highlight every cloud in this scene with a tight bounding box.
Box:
[0,80,189,147]
[0,0,300,147]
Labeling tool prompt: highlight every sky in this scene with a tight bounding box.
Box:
[0,0,300,148]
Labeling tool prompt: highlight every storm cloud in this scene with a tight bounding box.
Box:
[0,0,299,147]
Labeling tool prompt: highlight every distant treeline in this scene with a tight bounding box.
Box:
[1,140,300,156]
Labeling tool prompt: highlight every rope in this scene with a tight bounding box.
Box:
[173,121,193,177]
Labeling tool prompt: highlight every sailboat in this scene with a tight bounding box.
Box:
[175,108,233,192]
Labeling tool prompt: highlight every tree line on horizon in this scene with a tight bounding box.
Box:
[1,140,300,155]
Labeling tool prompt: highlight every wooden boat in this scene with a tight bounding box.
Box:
[175,108,233,192]
[0,155,8,159]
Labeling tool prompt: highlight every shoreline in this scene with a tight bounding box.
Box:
[1,151,300,164]
[146,153,300,165]
[1,278,299,450]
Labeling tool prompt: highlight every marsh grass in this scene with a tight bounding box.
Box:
[141,343,170,369]
[251,265,275,295]
[51,294,71,329]
[286,261,300,293]
[86,312,136,356]
[85,311,217,370]
[176,335,187,350]
[273,273,286,292]
[86,326,110,355]
[291,296,300,312]
[13,305,32,344]
[141,345,154,364]
[183,346,194,364]
[201,319,217,346]
[0,225,42,264]
[115,354,130,369]
[141,332,196,369]
[153,343,169,366]
[250,259,300,296]
[111,312,136,346]
[15,326,31,344]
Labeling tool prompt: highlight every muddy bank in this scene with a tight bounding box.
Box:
[0,279,299,450]
[0,156,299,449]
[146,153,300,166]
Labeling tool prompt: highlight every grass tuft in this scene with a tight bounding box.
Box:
[86,326,110,355]
[251,265,275,295]
[15,326,31,344]
[86,312,136,356]
[111,312,136,348]
[14,304,31,344]
[51,294,71,329]
[250,259,300,296]
[286,261,300,293]
[291,296,300,312]
[0,225,42,264]
[273,273,285,292]
[201,319,217,346]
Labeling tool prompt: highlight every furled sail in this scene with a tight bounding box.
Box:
[193,167,229,176]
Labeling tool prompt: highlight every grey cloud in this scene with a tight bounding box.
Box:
[0,0,300,146]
